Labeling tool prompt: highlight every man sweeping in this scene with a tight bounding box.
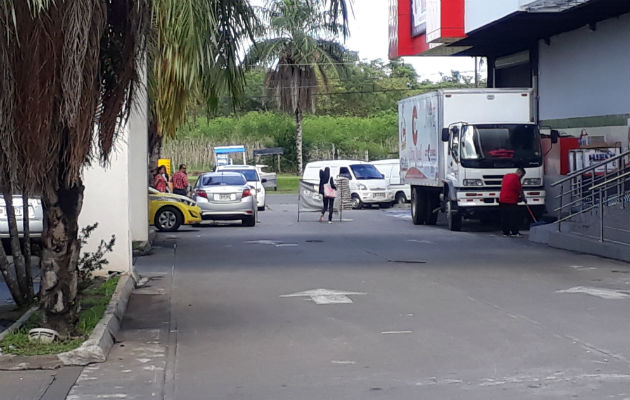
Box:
[499,167,526,237]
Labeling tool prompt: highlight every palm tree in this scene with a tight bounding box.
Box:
[245,0,351,174]
[0,0,151,333]
[0,0,350,334]
[148,0,257,167]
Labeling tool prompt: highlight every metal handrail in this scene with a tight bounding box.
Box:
[552,173,609,199]
[554,190,628,223]
[551,149,630,187]
[552,149,630,244]
[589,170,630,191]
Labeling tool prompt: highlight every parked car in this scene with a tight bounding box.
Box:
[0,195,44,238]
[303,160,394,209]
[255,164,277,191]
[193,172,257,226]
[372,159,411,204]
[215,165,266,211]
[148,188,202,232]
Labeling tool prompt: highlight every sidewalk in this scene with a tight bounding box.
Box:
[0,367,83,400]
[0,239,175,399]
[65,237,176,399]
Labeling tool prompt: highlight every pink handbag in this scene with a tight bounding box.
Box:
[324,183,336,198]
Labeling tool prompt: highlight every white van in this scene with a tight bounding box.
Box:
[372,159,411,204]
[303,160,394,208]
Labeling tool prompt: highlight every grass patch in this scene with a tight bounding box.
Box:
[273,174,300,194]
[0,276,120,356]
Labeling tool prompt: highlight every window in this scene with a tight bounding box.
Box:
[222,169,259,182]
[450,128,460,162]
[339,167,352,180]
[201,174,246,186]
[350,164,384,180]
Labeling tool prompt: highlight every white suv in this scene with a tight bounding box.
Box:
[215,165,266,211]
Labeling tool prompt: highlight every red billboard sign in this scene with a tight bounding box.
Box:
[389,0,465,58]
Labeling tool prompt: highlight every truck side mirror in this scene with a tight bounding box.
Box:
[441,128,450,142]
[550,129,559,144]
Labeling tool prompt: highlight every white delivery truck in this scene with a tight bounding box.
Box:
[399,89,545,231]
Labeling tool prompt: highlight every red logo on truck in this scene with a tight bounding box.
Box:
[412,106,418,146]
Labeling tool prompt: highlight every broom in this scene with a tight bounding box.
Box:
[525,202,548,227]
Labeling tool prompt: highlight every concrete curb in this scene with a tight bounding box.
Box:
[0,306,39,342]
[0,273,137,370]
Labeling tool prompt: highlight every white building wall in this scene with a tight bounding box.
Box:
[79,135,133,273]
[538,14,630,148]
[538,14,629,119]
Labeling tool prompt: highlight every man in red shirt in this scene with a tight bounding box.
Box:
[499,167,525,237]
[172,164,189,196]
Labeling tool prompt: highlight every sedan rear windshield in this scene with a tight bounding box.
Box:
[201,174,246,186]
[221,169,258,181]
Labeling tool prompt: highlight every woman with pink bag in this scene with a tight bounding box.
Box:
[318,167,337,223]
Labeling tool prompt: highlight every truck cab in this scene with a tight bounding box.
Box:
[441,122,545,229]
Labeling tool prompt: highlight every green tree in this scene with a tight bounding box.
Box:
[244,0,351,174]
[316,58,422,117]
[147,0,257,169]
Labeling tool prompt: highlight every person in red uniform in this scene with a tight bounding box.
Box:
[499,167,526,237]
[172,164,189,196]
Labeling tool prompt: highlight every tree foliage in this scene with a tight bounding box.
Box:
[244,0,351,173]
[163,111,398,173]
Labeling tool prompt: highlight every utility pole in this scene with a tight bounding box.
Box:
[474,57,478,88]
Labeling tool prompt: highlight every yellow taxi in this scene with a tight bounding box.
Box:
[149,188,202,231]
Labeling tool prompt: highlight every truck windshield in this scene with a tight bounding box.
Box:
[460,124,542,168]
[350,164,384,180]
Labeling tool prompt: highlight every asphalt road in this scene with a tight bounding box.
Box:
[162,195,629,399]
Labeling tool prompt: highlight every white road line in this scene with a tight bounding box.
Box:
[556,286,630,300]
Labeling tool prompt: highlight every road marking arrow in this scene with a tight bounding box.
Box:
[280,289,366,304]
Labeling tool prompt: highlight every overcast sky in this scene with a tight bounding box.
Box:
[248,0,484,82]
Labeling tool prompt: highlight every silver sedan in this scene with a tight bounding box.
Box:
[193,172,257,226]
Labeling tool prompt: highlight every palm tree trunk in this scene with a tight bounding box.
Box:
[295,107,303,175]
[0,246,26,307]
[40,183,84,335]
[1,186,29,299]
[22,193,34,301]
[148,120,162,182]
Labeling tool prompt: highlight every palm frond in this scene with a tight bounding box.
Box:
[150,0,257,139]
[0,0,151,194]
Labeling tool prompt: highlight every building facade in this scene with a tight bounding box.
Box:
[390,0,630,149]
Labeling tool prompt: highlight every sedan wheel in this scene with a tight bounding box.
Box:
[155,207,182,232]
[395,192,407,204]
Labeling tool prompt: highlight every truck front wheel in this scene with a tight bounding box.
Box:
[446,200,462,231]
[411,187,425,225]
